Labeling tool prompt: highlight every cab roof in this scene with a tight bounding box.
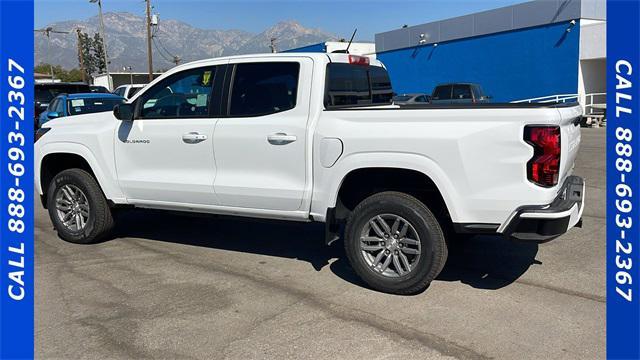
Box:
[172,52,383,71]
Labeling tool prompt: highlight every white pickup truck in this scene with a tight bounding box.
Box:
[35,53,584,294]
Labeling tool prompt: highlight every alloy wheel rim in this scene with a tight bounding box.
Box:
[359,214,422,278]
[55,184,90,232]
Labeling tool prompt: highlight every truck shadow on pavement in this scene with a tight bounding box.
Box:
[113,209,540,293]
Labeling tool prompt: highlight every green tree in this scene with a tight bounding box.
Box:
[35,63,84,82]
[76,30,107,77]
[78,31,96,76]
[92,33,106,74]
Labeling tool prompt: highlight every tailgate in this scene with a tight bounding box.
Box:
[556,104,582,182]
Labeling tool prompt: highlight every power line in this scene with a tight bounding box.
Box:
[150,12,181,65]
[34,27,70,81]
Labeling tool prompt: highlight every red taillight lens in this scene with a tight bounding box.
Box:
[348,55,370,66]
[524,126,560,187]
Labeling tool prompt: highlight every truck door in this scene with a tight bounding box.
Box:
[114,64,224,205]
[213,58,312,211]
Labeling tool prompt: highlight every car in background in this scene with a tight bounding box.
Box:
[37,93,125,128]
[90,85,111,93]
[35,82,92,125]
[393,93,431,105]
[113,84,145,99]
[430,83,491,104]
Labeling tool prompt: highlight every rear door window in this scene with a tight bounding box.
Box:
[452,85,472,100]
[432,85,452,100]
[228,62,300,117]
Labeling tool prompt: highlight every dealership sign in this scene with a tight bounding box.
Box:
[607,0,640,358]
[0,0,35,358]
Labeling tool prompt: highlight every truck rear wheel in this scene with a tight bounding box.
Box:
[344,191,448,295]
[47,168,114,244]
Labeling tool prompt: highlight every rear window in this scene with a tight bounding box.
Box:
[325,63,393,107]
[67,98,124,116]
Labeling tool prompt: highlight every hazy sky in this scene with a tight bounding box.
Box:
[35,0,526,40]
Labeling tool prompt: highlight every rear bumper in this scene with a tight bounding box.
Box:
[500,176,585,242]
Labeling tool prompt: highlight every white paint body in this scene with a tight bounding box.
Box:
[35,53,582,232]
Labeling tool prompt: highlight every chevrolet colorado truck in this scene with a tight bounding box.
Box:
[35,53,584,294]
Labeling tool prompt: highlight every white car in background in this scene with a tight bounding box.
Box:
[34,53,584,294]
[113,84,145,99]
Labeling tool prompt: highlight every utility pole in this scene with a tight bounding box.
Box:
[34,27,69,81]
[89,0,111,89]
[146,0,154,82]
[76,29,87,83]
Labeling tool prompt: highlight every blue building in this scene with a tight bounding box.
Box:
[375,0,606,108]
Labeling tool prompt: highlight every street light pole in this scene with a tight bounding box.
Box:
[90,0,111,90]
[124,66,133,84]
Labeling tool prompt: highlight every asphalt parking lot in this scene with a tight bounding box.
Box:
[36,128,605,360]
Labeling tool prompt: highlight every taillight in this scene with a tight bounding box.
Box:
[524,126,560,187]
[348,55,370,66]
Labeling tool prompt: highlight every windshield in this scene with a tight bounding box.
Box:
[67,98,124,116]
[393,95,412,102]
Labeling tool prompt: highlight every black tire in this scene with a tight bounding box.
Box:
[344,191,448,295]
[47,168,114,244]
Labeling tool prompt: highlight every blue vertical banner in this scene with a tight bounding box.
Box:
[607,0,640,359]
[0,0,35,359]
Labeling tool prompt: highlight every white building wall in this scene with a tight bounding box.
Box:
[577,20,606,115]
[325,42,376,58]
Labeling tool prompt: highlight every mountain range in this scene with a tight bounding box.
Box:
[35,12,338,72]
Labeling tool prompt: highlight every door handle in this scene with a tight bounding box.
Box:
[267,133,297,145]
[182,132,207,144]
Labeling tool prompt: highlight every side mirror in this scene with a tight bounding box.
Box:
[114,103,134,121]
[46,111,60,119]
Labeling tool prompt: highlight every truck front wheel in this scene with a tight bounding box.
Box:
[344,191,448,295]
[47,168,114,244]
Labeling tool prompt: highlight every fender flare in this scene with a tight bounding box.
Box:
[37,142,125,202]
[319,151,462,222]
